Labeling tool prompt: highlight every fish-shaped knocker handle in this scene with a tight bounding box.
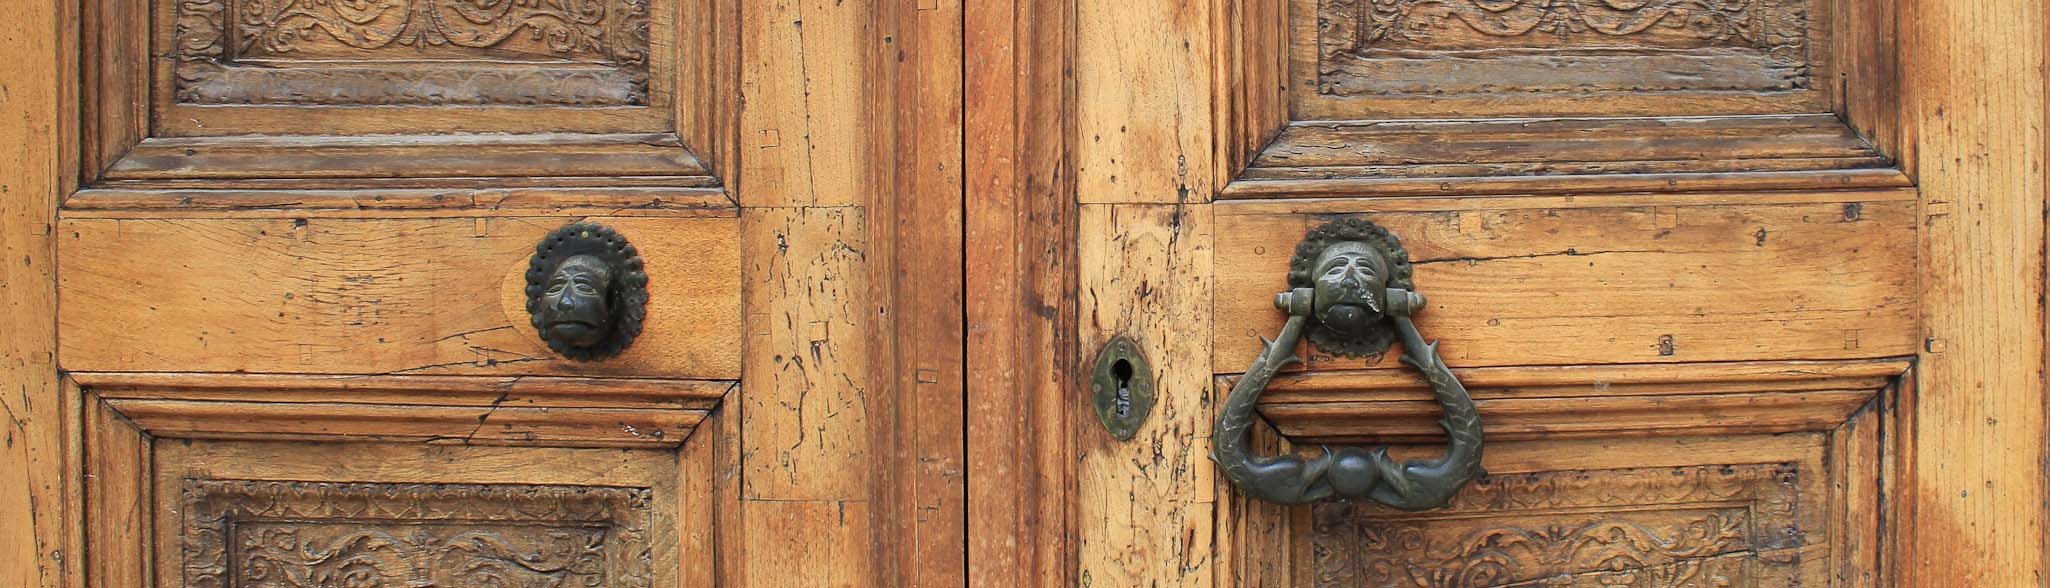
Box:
[1210,219,1483,508]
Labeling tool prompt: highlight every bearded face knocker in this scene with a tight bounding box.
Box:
[1212,218,1483,508]
[526,223,648,361]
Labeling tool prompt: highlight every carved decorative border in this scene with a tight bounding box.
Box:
[172,0,652,106]
[181,479,656,588]
[1312,463,1802,587]
[1314,0,1815,96]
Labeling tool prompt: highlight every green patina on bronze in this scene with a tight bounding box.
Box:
[1212,218,1484,508]
[526,222,649,362]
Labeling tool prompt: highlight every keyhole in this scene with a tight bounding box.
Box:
[1112,358,1135,418]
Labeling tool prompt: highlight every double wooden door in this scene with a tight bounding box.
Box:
[2,0,2045,586]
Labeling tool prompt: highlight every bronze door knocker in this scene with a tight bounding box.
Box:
[526,222,649,361]
[1211,218,1484,508]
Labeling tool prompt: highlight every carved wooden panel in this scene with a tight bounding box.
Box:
[1312,464,1805,587]
[1315,0,1815,97]
[172,0,653,106]
[1280,0,1860,122]
[181,479,655,588]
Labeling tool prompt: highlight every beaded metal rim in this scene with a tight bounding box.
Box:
[525,222,649,361]
[1286,218,1413,358]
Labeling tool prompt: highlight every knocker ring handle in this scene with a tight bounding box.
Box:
[1210,219,1483,508]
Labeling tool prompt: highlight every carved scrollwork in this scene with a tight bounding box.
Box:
[1315,0,1814,96]
[171,0,652,105]
[1312,464,1803,587]
[182,480,655,588]
[1353,0,1779,47]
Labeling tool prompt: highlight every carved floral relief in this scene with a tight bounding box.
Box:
[172,0,652,105]
[181,479,656,588]
[1314,0,1814,96]
[1312,464,1804,587]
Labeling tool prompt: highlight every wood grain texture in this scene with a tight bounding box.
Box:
[84,401,148,588]
[1899,0,2050,582]
[146,0,681,137]
[97,133,715,183]
[863,0,967,584]
[1289,0,1837,120]
[1212,0,1289,185]
[70,372,731,409]
[74,373,724,447]
[58,216,742,377]
[964,0,1078,582]
[1300,432,1854,588]
[1214,198,1919,371]
[1248,359,1904,443]
[1077,204,1216,588]
[64,187,733,218]
[1076,0,1213,204]
[1214,418,1296,588]
[740,207,872,500]
[0,0,66,584]
[1228,115,1906,199]
[736,0,874,207]
[730,0,965,581]
[145,439,681,588]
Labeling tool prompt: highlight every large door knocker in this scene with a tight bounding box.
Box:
[1211,219,1483,508]
[526,222,648,361]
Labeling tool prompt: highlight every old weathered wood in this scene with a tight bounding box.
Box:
[1229,115,1909,198]
[58,216,742,377]
[1076,0,1214,205]
[1077,204,1216,587]
[1247,359,1906,443]
[865,0,968,583]
[69,372,731,409]
[0,0,66,585]
[965,0,1077,583]
[737,0,874,207]
[146,440,682,588]
[1900,0,2050,583]
[84,400,147,588]
[1289,0,1841,120]
[1212,0,1289,184]
[1215,198,1920,371]
[740,208,873,499]
[64,187,733,218]
[72,373,724,447]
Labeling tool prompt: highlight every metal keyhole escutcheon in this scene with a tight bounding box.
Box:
[1210,218,1484,508]
[525,222,649,362]
[1091,335,1154,441]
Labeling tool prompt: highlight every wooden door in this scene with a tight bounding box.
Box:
[966,0,2049,586]
[1,0,966,587]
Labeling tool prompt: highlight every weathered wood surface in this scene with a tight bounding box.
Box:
[1249,359,1905,443]
[1231,115,1908,198]
[1076,0,1213,204]
[58,216,742,377]
[964,0,1077,583]
[0,0,66,586]
[1077,204,1217,588]
[1899,0,2049,582]
[1214,197,1920,371]
[1310,454,1831,587]
[740,208,873,499]
[733,0,967,581]
[1289,0,1842,120]
[146,440,681,588]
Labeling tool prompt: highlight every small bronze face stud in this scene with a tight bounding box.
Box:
[525,223,648,361]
